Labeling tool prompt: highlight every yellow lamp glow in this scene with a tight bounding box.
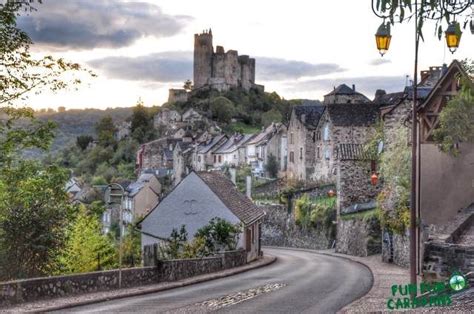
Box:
[375,23,391,56]
[445,22,462,54]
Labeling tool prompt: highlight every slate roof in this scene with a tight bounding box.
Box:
[336,144,374,161]
[292,105,326,129]
[246,123,282,146]
[324,84,368,97]
[197,135,227,154]
[373,91,406,107]
[215,134,254,154]
[197,171,265,225]
[126,173,156,197]
[327,103,378,127]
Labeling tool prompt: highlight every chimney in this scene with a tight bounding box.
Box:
[374,89,386,100]
[352,84,356,91]
[246,176,252,199]
[441,63,448,76]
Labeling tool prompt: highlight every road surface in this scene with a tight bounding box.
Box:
[56,248,372,313]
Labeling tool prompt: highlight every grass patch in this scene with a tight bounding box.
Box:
[226,122,261,134]
[340,208,377,221]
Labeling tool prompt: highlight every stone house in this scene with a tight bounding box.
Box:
[138,171,265,262]
[172,142,195,186]
[136,138,181,174]
[153,108,181,128]
[124,173,162,219]
[182,108,204,124]
[259,123,287,177]
[335,143,382,257]
[323,84,371,105]
[168,89,189,104]
[192,135,228,171]
[172,128,187,139]
[286,103,325,181]
[312,102,379,183]
[213,134,254,168]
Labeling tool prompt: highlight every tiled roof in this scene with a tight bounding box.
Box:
[293,105,325,129]
[327,103,378,127]
[336,144,374,161]
[197,171,265,225]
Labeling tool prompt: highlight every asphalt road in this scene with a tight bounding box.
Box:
[56,248,372,314]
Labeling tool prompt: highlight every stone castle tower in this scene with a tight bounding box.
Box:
[193,29,263,92]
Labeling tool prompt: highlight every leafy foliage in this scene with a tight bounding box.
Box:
[265,154,279,178]
[76,135,94,151]
[131,100,155,144]
[195,217,241,253]
[433,61,474,156]
[96,116,116,147]
[0,161,73,280]
[294,194,336,232]
[56,205,117,274]
[376,126,411,234]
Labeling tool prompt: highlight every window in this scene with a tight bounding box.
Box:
[198,155,201,162]
[218,155,222,163]
[214,155,217,163]
[317,147,320,159]
[290,133,294,144]
[323,124,330,141]
[299,147,303,160]
[312,132,316,143]
[289,152,294,163]
[325,148,330,160]
[371,160,377,172]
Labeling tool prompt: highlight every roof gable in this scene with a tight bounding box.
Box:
[327,103,379,127]
[292,104,325,129]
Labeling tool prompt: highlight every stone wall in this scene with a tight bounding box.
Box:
[382,232,410,268]
[261,205,334,250]
[423,243,474,283]
[0,250,246,307]
[335,212,381,256]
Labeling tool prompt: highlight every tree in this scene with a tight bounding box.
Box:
[433,60,474,156]
[76,135,94,151]
[261,109,283,127]
[183,79,193,92]
[130,100,154,143]
[210,96,235,123]
[265,154,279,178]
[373,1,473,41]
[57,205,117,274]
[0,161,73,279]
[95,116,116,147]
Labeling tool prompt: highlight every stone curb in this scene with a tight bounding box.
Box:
[263,246,375,312]
[7,256,276,313]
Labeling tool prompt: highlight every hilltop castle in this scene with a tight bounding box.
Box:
[193,29,264,92]
[168,29,264,103]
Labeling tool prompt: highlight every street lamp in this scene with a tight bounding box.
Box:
[371,0,472,290]
[445,22,462,53]
[375,22,391,56]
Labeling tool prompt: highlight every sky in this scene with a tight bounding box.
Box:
[16,0,474,110]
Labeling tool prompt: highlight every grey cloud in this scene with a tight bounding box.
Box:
[17,0,192,49]
[287,76,407,98]
[89,51,345,84]
[257,57,345,81]
[88,51,193,82]
[369,58,392,66]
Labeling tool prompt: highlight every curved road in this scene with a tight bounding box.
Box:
[59,248,372,314]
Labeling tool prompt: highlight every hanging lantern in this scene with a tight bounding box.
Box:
[371,173,378,186]
[445,22,462,53]
[375,22,391,56]
[327,189,335,198]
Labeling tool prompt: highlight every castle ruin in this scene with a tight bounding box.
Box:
[193,29,264,92]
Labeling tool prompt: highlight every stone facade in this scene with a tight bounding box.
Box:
[168,89,189,103]
[0,250,246,307]
[382,232,410,268]
[153,109,182,128]
[193,29,263,92]
[335,214,381,256]
[323,84,371,105]
[261,204,334,250]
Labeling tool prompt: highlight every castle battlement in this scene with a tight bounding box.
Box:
[193,29,263,92]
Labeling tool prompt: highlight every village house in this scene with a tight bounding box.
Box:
[213,133,254,168]
[256,123,288,177]
[138,171,265,262]
[136,138,181,175]
[192,134,228,171]
[182,108,204,124]
[312,101,379,182]
[286,103,325,182]
[172,141,195,186]
[153,108,181,128]
[323,84,371,105]
[123,173,162,219]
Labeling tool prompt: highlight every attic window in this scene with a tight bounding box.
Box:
[312,132,316,143]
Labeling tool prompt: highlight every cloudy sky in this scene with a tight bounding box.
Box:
[17,0,474,110]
